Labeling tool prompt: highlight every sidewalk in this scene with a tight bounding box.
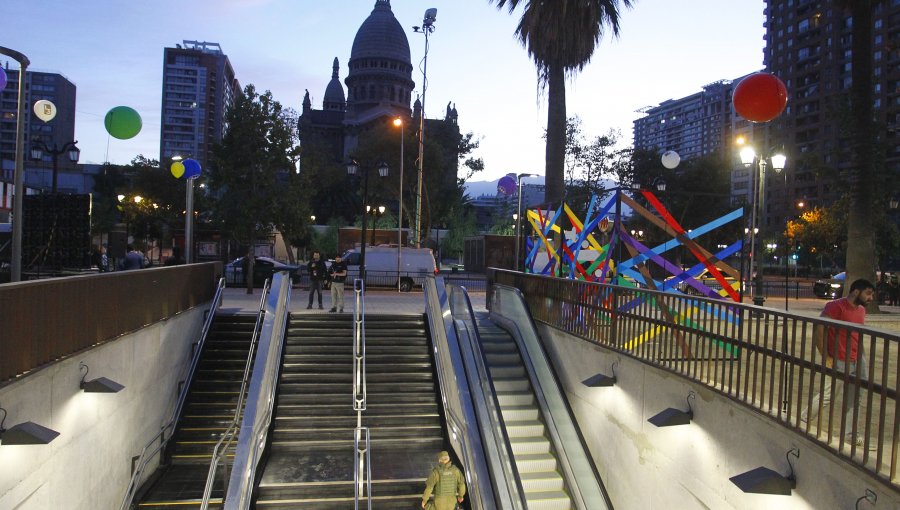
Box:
[219,286,486,315]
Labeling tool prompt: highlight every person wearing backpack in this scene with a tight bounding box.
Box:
[421,450,465,510]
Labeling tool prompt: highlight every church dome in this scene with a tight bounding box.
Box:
[350,0,411,64]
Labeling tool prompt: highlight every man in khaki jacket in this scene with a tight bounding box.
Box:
[421,450,465,510]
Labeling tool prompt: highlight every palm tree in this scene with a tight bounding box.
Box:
[489,0,634,205]
[841,0,880,307]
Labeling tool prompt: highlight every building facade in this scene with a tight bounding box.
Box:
[0,67,77,180]
[159,40,239,171]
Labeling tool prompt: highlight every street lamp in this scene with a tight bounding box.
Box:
[412,7,437,248]
[515,172,536,271]
[30,139,79,193]
[393,117,405,292]
[1,46,29,282]
[347,159,388,279]
[740,144,787,306]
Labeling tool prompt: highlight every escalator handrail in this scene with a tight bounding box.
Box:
[446,283,529,510]
[223,272,292,510]
[119,277,227,510]
[423,277,498,510]
[199,277,272,509]
[489,283,612,510]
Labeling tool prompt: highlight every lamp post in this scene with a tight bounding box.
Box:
[515,173,536,272]
[29,139,79,193]
[412,7,437,248]
[740,145,786,306]
[1,46,29,282]
[394,117,405,291]
[347,159,388,280]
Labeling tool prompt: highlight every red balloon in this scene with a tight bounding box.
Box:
[732,72,788,123]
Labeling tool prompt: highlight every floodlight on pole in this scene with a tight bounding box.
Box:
[412,8,437,248]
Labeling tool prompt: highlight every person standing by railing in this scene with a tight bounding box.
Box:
[803,278,876,447]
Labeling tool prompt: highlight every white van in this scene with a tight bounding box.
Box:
[338,246,437,291]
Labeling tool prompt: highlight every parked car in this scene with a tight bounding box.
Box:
[332,246,438,292]
[813,271,846,299]
[225,256,301,286]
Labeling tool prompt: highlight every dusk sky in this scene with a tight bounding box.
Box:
[4,0,766,183]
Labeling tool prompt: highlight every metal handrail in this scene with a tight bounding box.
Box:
[445,282,528,509]
[489,284,612,510]
[223,272,292,509]
[490,268,900,488]
[423,276,500,510]
[119,277,226,510]
[199,278,271,509]
[352,278,372,510]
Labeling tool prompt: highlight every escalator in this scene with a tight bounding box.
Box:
[254,313,446,509]
[135,313,259,509]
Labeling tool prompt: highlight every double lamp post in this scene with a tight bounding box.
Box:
[346,159,388,280]
[739,144,786,306]
[30,139,80,193]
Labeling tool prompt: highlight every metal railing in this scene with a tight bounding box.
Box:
[441,280,528,509]
[1,262,222,384]
[199,278,271,509]
[223,272,292,509]
[352,278,372,510]
[490,269,900,486]
[119,276,226,510]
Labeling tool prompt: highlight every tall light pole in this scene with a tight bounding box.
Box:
[30,140,79,193]
[347,160,388,280]
[515,173,536,271]
[1,46,30,282]
[412,7,437,248]
[740,144,786,307]
[393,117,405,291]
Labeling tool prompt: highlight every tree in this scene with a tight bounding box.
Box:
[785,204,847,275]
[841,0,880,307]
[210,85,305,292]
[489,0,634,206]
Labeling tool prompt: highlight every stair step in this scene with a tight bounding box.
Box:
[506,419,546,438]
[497,391,535,407]
[521,470,566,492]
[509,436,551,455]
[522,490,573,510]
[514,452,559,473]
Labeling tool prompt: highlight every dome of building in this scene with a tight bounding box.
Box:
[323,57,345,111]
[350,0,410,63]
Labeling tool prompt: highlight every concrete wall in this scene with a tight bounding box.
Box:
[537,324,899,510]
[0,305,208,510]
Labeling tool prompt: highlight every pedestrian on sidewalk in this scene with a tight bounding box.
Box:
[803,278,875,448]
[421,450,465,510]
[306,250,327,310]
[328,252,347,313]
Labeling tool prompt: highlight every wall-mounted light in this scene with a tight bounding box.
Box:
[582,361,618,387]
[79,362,125,393]
[0,406,59,445]
[648,391,695,427]
[855,489,877,509]
[730,447,799,495]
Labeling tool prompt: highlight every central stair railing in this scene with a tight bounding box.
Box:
[199,278,271,509]
[352,278,372,510]
[119,277,226,510]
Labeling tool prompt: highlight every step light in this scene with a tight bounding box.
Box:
[730,448,799,495]
[582,361,618,387]
[80,362,125,393]
[648,391,695,427]
[0,407,59,445]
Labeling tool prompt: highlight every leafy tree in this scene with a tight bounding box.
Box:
[210,85,305,291]
[489,0,634,205]
[785,204,847,275]
[441,202,477,262]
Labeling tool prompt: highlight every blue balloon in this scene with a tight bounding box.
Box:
[183,158,201,179]
[0,68,7,91]
[497,175,516,196]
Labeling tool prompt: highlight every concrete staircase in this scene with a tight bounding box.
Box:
[255,312,446,509]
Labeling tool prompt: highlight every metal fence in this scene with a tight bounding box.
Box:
[0,262,222,385]
[489,269,900,487]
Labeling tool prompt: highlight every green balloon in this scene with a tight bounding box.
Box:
[104,106,142,140]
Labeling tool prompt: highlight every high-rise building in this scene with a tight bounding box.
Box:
[763,0,900,229]
[159,41,239,170]
[0,67,77,175]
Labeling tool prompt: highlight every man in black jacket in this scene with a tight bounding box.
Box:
[307,250,327,310]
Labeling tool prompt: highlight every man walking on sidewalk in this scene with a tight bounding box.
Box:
[803,278,876,448]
